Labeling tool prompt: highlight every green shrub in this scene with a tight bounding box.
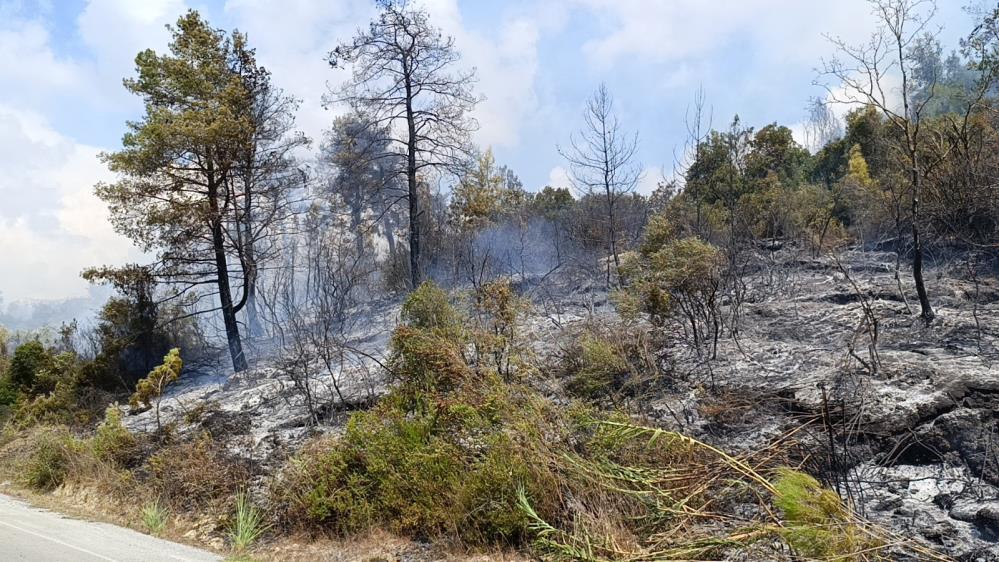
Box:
[275,391,562,545]
[9,341,50,391]
[91,405,137,466]
[274,286,563,546]
[0,375,18,407]
[389,326,471,397]
[13,380,79,427]
[564,334,630,399]
[471,279,530,381]
[21,428,78,491]
[619,224,725,355]
[0,374,19,425]
[456,434,538,544]
[276,406,466,536]
[399,281,465,343]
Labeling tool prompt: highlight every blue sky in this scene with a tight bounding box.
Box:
[0,0,977,303]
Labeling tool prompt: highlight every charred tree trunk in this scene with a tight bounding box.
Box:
[910,152,934,322]
[209,172,248,373]
[405,66,422,290]
[241,168,263,338]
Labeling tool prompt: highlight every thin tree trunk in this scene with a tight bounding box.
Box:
[241,166,263,338]
[405,73,421,290]
[208,173,248,372]
[911,162,933,322]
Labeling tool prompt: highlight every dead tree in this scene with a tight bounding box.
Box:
[559,84,641,288]
[819,0,941,323]
[834,255,882,375]
[327,0,479,290]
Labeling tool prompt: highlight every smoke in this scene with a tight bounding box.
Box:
[0,284,112,331]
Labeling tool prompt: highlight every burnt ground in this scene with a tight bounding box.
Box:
[636,250,999,560]
[126,248,999,560]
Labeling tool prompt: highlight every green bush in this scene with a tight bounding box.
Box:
[0,375,18,408]
[31,352,78,396]
[275,388,560,545]
[13,382,78,428]
[91,405,138,466]
[0,381,16,426]
[564,334,630,400]
[9,341,50,391]
[399,281,465,344]
[389,326,471,396]
[273,285,563,546]
[619,221,725,355]
[21,428,78,491]
[471,279,530,381]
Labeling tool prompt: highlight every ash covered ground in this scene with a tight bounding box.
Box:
[125,249,999,560]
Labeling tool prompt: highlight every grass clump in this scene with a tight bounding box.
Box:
[774,469,880,560]
[564,333,630,400]
[141,499,169,535]
[230,491,268,552]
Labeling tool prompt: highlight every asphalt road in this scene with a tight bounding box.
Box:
[0,494,221,562]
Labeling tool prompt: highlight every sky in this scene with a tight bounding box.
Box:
[0,0,978,305]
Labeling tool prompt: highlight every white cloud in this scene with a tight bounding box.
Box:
[223,0,376,145]
[76,0,189,112]
[0,0,188,123]
[637,166,663,196]
[0,2,175,302]
[417,0,546,149]
[576,0,877,69]
[224,0,549,151]
[547,166,572,189]
[0,18,96,111]
[0,106,139,302]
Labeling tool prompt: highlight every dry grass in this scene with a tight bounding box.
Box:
[519,420,954,561]
[146,432,251,514]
